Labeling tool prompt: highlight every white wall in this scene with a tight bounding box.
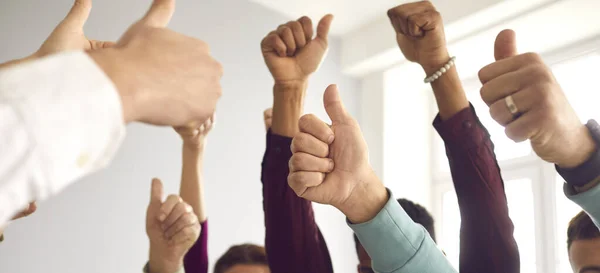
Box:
[0,0,359,272]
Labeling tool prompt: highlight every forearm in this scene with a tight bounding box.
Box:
[179,144,206,222]
[434,107,519,273]
[271,81,307,137]
[261,132,333,273]
[423,58,469,121]
[349,190,456,273]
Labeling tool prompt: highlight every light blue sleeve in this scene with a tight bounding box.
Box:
[348,191,457,273]
[564,182,600,228]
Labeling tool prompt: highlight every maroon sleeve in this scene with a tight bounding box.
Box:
[433,105,520,273]
[183,220,209,273]
[260,131,334,273]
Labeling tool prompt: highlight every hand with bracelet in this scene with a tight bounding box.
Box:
[388,2,520,273]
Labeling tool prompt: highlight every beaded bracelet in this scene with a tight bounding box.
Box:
[424,56,456,83]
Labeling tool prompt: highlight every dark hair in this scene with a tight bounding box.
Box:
[567,210,600,250]
[214,244,268,273]
[353,198,436,254]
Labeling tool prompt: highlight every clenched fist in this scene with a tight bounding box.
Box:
[261,15,334,85]
[388,1,449,73]
[174,114,215,149]
[146,179,200,273]
[479,30,596,168]
[288,85,387,223]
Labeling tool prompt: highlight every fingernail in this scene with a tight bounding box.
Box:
[158,214,166,222]
[327,135,335,144]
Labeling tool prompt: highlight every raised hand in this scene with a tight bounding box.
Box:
[174,114,215,148]
[388,1,449,73]
[287,85,387,223]
[89,0,223,127]
[479,30,596,168]
[263,108,273,131]
[0,0,114,68]
[261,15,334,85]
[36,0,114,57]
[146,179,200,273]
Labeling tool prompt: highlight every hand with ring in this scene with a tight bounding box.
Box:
[479,29,596,169]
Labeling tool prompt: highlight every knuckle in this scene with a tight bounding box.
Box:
[479,85,491,104]
[290,154,304,168]
[505,127,521,142]
[478,67,488,83]
[387,8,396,18]
[298,114,313,129]
[288,21,301,29]
[214,60,224,77]
[521,52,543,64]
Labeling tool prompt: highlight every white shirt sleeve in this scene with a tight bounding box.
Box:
[0,51,126,225]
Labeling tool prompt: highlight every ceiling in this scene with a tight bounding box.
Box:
[248,0,428,36]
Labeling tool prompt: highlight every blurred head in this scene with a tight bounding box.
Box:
[354,198,435,273]
[214,244,270,273]
[568,211,600,273]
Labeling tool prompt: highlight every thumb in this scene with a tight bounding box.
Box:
[323,84,350,124]
[149,178,164,206]
[60,0,92,29]
[494,29,518,61]
[316,14,334,42]
[140,0,175,28]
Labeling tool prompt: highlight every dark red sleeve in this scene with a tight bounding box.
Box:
[183,220,209,273]
[433,105,520,273]
[260,131,334,273]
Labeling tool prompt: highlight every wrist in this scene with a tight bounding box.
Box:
[149,247,183,273]
[557,126,597,169]
[271,81,307,137]
[88,49,138,123]
[273,80,308,94]
[182,139,206,151]
[338,170,389,224]
[420,52,451,76]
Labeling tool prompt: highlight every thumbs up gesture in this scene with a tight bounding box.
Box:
[261,15,334,85]
[0,0,114,67]
[89,0,223,127]
[146,179,200,273]
[288,85,387,223]
[35,0,115,57]
[479,30,595,168]
[387,1,449,73]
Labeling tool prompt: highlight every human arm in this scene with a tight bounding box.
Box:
[0,0,223,226]
[288,84,457,273]
[147,179,201,273]
[174,117,214,273]
[260,15,335,273]
[387,3,520,272]
[555,119,600,227]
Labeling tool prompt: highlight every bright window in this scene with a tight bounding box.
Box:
[440,179,537,272]
[434,51,600,273]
